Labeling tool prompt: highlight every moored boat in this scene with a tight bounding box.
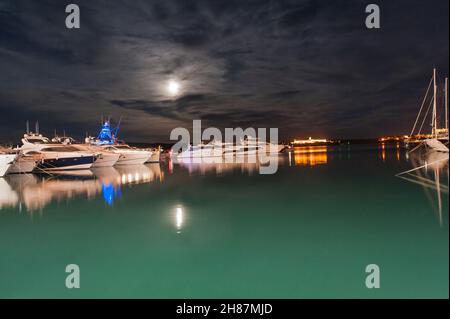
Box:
[6,153,38,174]
[72,145,120,167]
[20,133,97,171]
[86,120,152,165]
[407,68,449,153]
[103,144,150,165]
[144,148,161,163]
[0,152,18,177]
[174,137,286,159]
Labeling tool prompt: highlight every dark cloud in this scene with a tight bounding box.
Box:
[270,90,303,98]
[0,0,448,143]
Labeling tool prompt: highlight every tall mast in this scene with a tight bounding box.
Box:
[432,68,437,138]
[445,77,448,131]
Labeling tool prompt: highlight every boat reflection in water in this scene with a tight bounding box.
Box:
[172,157,262,175]
[1,164,162,212]
[397,150,449,225]
[0,178,19,209]
[291,146,328,166]
[172,145,330,174]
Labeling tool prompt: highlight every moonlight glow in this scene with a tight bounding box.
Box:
[167,80,180,96]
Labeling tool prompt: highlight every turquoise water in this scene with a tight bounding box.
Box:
[0,144,448,298]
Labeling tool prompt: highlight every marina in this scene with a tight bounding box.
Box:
[0,143,447,298]
[0,0,448,303]
[0,73,448,298]
[0,120,161,176]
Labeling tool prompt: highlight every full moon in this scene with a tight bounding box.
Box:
[167,80,180,96]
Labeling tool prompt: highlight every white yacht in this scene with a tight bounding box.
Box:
[86,120,152,165]
[231,137,286,156]
[102,144,151,165]
[70,144,120,167]
[51,135,121,167]
[144,148,161,163]
[1,144,38,174]
[175,140,232,159]
[0,152,18,177]
[174,138,286,159]
[6,152,38,174]
[85,146,120,167]
[20,133,97,171]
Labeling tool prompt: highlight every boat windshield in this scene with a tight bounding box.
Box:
[41,146,82,152]
[26,138,50,144]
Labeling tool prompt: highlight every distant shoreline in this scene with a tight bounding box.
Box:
[126,138,394,149]
[0,138,401,149]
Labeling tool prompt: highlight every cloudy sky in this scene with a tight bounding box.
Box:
[0,0,448,143]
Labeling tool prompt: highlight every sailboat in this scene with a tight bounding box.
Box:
[408,68,449,153]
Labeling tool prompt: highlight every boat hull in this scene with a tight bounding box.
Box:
[6,158,37,174]
[115,154,149,165]
[0,154,17,177]
[145,151,160,163]
[92,152,120,167]
[36,156,95,171]
[424,139,449,153]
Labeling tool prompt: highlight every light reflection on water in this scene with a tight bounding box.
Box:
[397,149,449,226]
[292,146,328,166]
[172,157,261,176]
[0,164,162,212]
[0,143,448,298]
[174,205,185,234]
[0,144,448,223]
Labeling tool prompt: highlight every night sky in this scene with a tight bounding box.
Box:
[0,0,448,143]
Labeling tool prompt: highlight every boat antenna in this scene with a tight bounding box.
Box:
[35,121,39,134]
[113,116,123,140]
[432,68,438,138]
[26,120,29,134]
[445,77,448,131]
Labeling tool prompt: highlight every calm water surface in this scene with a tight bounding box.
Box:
[0,144,448,298]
